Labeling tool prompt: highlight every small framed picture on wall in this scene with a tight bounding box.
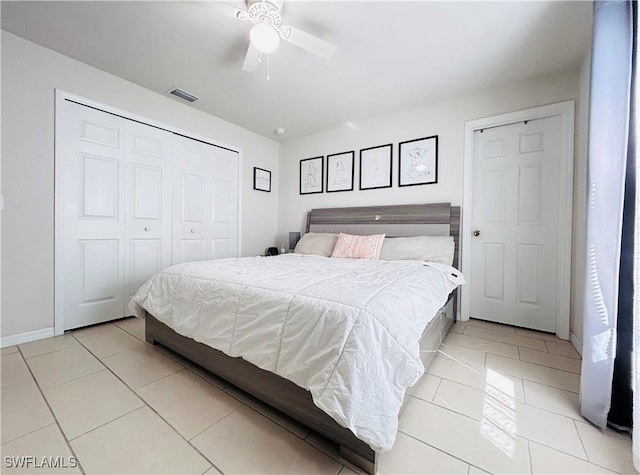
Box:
[398,135,438,187]
[326,151,354,192]
[253,167,271,192]
[300,156,323,194]
[359,144,392,190]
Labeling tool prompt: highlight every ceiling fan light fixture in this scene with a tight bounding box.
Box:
[250,24,280,53]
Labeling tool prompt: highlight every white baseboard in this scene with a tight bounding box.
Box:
[570,332,583,357]
[1,327,54,348]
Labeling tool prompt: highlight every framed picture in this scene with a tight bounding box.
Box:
[326,151,354,192]
[398,135,438,187]
[253,167,271,192]
[300,156,323,194]
[359,144,392,190]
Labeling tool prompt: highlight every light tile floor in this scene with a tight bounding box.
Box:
[0,317,635,474]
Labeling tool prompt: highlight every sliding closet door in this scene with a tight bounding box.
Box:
[124,122,173,304]
[59,100,127,330]
[172,135,239,264]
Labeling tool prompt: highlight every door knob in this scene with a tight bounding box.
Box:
[190,229,195,234]
[473,230,481,237]
[144,226,150,232]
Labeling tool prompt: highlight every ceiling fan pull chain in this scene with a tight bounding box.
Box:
[267,53,271,80]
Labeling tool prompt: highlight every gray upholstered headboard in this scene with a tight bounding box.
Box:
[305,203,461,268]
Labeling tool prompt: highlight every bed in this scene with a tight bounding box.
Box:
[133,203,461,474]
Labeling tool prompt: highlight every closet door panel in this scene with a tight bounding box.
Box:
[181,239,205,263]
[124,123,173,302]
[211,146,239,258]
[182,174,206,224]
[172,136,238,264]
[128,238,163,297]
[80,239,120,303]
[60,101,126,330]
[132,165,163,220]
[212,239,231,259]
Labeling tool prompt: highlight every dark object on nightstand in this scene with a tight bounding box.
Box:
[289,232,301,251]
[266,247,279,256]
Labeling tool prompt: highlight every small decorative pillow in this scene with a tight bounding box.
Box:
[294,233,339,257]
[331,233,386,260]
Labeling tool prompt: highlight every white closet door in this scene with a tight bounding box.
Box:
[469,116,562,332]
[124,122,173,305]
[59,100,126,330]
[172,136,239,264]
[58,97,239,330]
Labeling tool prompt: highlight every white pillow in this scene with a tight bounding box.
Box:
[379,236,455,266]
[293,233,338,257]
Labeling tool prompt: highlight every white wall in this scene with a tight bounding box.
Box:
[278,70,584,335]
[1,31,280,338]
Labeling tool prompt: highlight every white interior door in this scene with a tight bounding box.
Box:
[59,100,126,330]
[469,115,562,332]
[124,122,173,306]
[172,136,239,264]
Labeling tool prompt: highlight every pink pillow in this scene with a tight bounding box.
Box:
[331,233,386,260]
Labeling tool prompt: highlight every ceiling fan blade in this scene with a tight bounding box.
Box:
[242,43,261,72]
[282,26,336,60]
[212,2,246,20]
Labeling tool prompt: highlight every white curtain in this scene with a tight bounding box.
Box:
[580,0,633,428]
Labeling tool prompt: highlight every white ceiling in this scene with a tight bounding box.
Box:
[1,1,592,141]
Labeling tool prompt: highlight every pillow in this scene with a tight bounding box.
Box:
[293,233,338,257]
[379,236,455,266]
[331,233,386,260]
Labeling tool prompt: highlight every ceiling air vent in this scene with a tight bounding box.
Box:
[168,87,199,103]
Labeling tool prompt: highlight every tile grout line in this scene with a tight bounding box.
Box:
[417,392,587,466]
[572,418,591,462]
[425,366,587,423]
[239,403,350,473]
[527,439,534,474]
[443,332,581,365]
[432,352,581,395]
[188,404,244,442]
[20,341,79,361]
[15,346,88,475]
[155,346,323,443]
[431,376,444,403]
[112,318,144,337]
[397,427,490,473]
[0,422,59,448]
[484,355,581,388]
[72,327,146,360]
[24,335,109,389]
[570,419,628,474]
[135,365,189,391]
[71,334,227,475]
[67,405,145,442]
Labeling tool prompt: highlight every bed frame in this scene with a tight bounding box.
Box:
[145,203,460,474]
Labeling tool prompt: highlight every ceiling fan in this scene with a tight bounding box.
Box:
[221,0,337,73]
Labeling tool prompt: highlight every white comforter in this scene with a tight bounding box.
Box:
[130,254,461,451]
